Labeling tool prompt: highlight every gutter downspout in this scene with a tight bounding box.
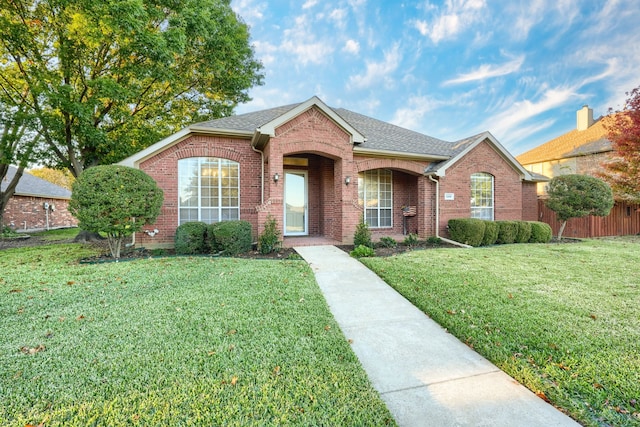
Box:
[251,144,265,204]
[428,175,472,249]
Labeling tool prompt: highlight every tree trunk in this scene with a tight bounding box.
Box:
[557,220,567,240]
[73,230,104,243]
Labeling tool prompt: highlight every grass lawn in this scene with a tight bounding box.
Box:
[0,244,395,426]
[361,238,640,427]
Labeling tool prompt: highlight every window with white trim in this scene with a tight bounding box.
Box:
[178,157,240,225]
[470,172,494,220]
[358,169,393,228]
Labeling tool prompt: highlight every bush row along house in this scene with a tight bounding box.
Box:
[119,96,544,248]
[517,105,640,238]
[2,166,77,231]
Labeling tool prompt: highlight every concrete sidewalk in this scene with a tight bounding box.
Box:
[295,245,580,427]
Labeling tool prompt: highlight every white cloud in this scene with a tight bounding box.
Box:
[390,96,439,131]
[230,0,267,25]
[302,0,318,9]
[483,86,577,140]
[443,55,525,85]
[343,39,360,55]
[415,0,487,44]
[281,14,335,65]
[329,8,348,26]
[348,44,401,89]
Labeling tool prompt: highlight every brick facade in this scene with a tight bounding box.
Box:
[438,142,527,237]
[3,196,76,231]
[131,106,537,247]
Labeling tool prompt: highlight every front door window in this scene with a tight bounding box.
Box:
[284,171,307,235]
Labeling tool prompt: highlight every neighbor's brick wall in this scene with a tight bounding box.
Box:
[439,141,524,237]
[3,196,76,231]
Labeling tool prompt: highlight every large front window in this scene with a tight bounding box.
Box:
[178,157,240,225]
[358,169,392,228]
[471,172,494,220]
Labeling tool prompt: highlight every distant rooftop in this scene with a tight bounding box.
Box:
[1,166,72,199]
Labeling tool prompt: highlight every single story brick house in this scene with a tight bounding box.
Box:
[2,165,77,231]
[119,96,540,247]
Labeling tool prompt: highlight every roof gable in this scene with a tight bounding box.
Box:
[426,132,534,181]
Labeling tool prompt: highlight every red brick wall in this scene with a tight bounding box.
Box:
[522,182,538,221]
[439,141,524,237]
[133,112,531,247]
[138,135,261,246]
[3,196,76,231]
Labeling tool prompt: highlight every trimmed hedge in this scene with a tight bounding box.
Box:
[481,220,499,246]
[175,222,209,255]
[528,221,553,243]
[515,221,532,243]
[448,218,486,247]
[449,218,553,246]
[208,220,252,256]
[496,221,519,244]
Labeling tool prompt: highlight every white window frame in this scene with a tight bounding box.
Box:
[178,157,240,225]
[358,169,393,228]
[470,172,494,220]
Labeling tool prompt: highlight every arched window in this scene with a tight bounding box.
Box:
[358,169,393,228]
[178,157,240,225]
[470,172,494,220]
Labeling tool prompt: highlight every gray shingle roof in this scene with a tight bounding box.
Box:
[1,166,72,199]
[196,103,455,157]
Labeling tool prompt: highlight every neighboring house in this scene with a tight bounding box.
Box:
[517,105,640,237]
[119,96,541,248]
[1,166,77,231]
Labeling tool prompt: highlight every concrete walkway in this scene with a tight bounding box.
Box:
[295,245,580,427]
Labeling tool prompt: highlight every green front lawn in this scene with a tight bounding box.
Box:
[361,238,640,427]
[0,245,395,426]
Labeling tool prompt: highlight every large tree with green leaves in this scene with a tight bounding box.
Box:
[602,86,640,203]
[0,0,263,177]
[546,174,614,240]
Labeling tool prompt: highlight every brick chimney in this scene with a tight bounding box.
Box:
[577,105,594,131]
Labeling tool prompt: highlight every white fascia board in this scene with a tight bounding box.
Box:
[256,96,366,145]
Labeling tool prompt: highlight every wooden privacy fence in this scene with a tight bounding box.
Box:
[537,200,640,238]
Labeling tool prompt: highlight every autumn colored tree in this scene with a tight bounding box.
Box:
[546,174,614,240]
[0,0,263,177]
[602,86,640,203]
[28,167,75,190]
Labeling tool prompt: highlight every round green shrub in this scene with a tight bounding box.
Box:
[69,165,163,258]
[495,221,519,244]
[175,222,209,255]
[350,244,375,258]
[515,221,532,243]
[208,220,252,256]
[448,218,486,247]
[481,221,499,246]
[377,236,397,248]
[528,221,553,243]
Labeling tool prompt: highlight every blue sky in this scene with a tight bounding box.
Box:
[230,0,640,156]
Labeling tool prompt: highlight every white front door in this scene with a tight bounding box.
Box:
[284,171,308,236]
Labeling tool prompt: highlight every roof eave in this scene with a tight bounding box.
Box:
[118,126,253,168]
[354,146,449,161]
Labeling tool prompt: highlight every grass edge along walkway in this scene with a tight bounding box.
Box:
[0,244,396,426]
[361,238,640,427]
